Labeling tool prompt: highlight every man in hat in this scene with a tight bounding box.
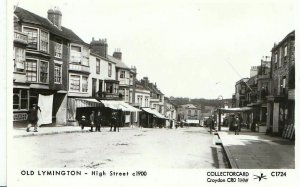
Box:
[26,104,41,132]
[80,115,88,130]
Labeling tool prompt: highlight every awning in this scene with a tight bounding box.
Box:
[142,107,167,119]
[100,100,141,112]
[73,98,103,108]
[185,120,200,124]
[219,107,253,113]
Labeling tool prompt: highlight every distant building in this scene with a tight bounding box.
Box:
[164,97,177,128]
[177,104,201,122]
[233,78,250,107]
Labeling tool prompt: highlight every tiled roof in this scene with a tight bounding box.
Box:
[14,6,88,45]
[107,55,130,70]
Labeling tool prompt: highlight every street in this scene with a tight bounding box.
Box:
[13,127,224,169]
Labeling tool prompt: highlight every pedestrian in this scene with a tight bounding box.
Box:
[89,111,95,132]
[80,115,88,130]
[234,116,240,135]
[26,104,41,132]
[95,110,102,132]
[207,116,213,134]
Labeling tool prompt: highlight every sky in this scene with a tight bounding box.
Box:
[12,0,295,99]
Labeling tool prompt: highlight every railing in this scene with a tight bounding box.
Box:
[14,31,28,44]
[69,64,90,73]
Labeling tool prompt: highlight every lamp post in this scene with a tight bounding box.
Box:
[217,95,223,131]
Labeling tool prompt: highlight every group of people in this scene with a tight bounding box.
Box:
[205,114,242,135]
[79,110,103,132]
[79,110,122,132]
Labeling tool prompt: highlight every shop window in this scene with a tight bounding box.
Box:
[13,89,29,110]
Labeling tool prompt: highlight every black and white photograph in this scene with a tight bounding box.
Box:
[1,0,299,186]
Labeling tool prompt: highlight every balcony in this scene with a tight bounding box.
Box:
[14,31,28,45]
[69,64,90,74]
[119,78,130,85]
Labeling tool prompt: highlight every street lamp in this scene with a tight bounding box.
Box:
[217,95,223,131]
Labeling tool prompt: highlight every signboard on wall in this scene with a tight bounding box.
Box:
[13,113,28,121]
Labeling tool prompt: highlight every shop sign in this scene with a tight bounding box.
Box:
[13,113,28,121]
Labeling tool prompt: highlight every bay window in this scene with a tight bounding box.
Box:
[82,46,89,66]
[26,59,37,82]
[23,27,38,50]
[40,30,49,52]
[39,61,49,83]
[54,64,62,84]
[70,75,80,92]
[69,74,89,93]
[14,47,26,72]
[71,45,81,63]
[120,71,125,78]
[82,76,88,92]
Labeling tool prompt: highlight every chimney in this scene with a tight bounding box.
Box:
[141,77,149,87]
[47,6,62,29]
[113,48,122,60]
[90,38,108,58]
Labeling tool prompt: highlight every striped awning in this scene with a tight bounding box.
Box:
[142,107,167,119]
[100,100,141,112]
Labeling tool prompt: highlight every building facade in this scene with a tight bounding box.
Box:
[267,30,295,136]
[13,7,71,126]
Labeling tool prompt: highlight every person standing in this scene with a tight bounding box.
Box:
[207,116,213,134]
[26,104,41,132]
[95,110,102,132]
[234,116,240,135]
[89,111,95,132]
[80,115,88,130]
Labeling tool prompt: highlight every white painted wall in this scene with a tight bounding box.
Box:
[89,53,116,95]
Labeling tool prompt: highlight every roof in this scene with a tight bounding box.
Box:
[135,79,150,91]
[271,30,295,52]
[14,6,88,45]
[181,104,197,109]
[235,78,249,85]
[107,55,130,70]
[148,83,163,95]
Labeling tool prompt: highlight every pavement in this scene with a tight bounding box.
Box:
[217,127,295,169]
[13,126,96,138]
